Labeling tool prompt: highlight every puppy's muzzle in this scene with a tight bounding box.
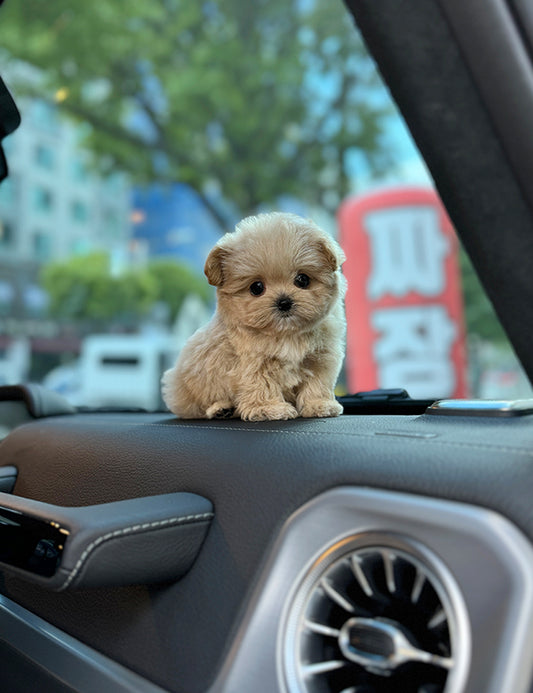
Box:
[276,295,293,313]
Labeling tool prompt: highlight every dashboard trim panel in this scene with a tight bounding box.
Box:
[210,486,533,693]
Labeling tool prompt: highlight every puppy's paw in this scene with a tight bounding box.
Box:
[239,401,298,421]
[206,401,236,419]
[299,398,343,418]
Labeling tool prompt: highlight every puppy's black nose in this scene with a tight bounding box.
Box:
[276,296,293,312]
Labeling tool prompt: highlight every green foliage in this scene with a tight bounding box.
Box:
[1,0,393,220]
[41,252,208,325]
[459,247,507,344]
[146,260,213,322]
[41,253,156,322]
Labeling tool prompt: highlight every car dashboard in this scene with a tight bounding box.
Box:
[1,398,533,693]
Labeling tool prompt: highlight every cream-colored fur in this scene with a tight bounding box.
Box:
[161,212,346,421]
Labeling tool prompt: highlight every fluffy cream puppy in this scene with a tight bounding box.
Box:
[161,212,346,421]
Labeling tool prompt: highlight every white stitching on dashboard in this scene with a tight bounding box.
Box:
[46,419,533,457]
[58,511,213,591]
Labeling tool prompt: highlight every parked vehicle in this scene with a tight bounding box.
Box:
[44,334,178,410]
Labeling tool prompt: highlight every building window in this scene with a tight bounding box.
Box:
[33,186,53,212]
[0,221,14,247]
[71,200,89,223]
[0,280,14,315]
[35,144,55,169]
[33,231,51,261]
[24,284,49,316]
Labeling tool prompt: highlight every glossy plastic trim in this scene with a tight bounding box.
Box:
[426,399,533,417]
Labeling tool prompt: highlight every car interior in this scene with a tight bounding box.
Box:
[2,1,533,692]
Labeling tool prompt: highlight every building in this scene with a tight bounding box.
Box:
[0,98,131,271]
[0,93,132,380]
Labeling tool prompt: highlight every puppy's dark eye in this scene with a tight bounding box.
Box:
[294,273,310,289]
[250,281,265,296]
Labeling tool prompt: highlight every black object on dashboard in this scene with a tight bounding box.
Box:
[339,388,435,415]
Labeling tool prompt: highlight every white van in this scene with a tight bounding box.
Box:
[78,333,178,410]
[43,296,211,410]
[44,333,179,410]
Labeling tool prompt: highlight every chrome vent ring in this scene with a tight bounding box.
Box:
[281,536,466,693]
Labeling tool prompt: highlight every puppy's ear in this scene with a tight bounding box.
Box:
[204,245,229,286]
[316,236,346,271]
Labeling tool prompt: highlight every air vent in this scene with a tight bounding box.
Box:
[281,537,464,693]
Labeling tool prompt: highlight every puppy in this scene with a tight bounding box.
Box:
[161,212,346,421]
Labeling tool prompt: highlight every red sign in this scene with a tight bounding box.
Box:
[338,187,468,399]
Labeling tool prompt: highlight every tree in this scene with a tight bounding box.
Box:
[145,259,213,322]
[41,253,157,326]
[1,0,393,224]
[459,248,508,345]
[41,253,210,328]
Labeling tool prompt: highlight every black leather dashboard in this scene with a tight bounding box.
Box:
[1,410,533,692]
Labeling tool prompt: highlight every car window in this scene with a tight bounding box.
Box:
[0,0,530,408]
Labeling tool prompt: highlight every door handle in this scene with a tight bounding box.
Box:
[0,491,213,590]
